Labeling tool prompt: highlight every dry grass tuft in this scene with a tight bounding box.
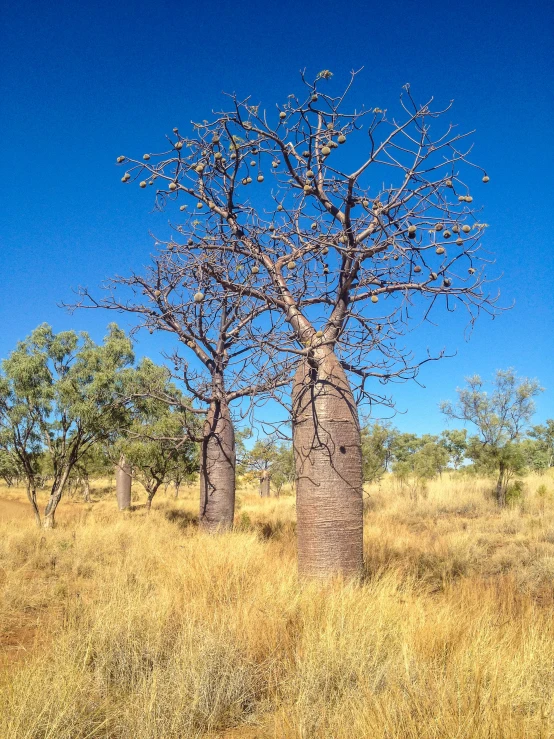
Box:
[1,473,554,737]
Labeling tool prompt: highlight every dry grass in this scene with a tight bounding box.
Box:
[1,472,554,737]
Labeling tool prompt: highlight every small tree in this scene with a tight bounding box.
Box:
[74,258,291,531]
[0,324,134,526]
[439,429,468,470]
[529,420,554,468]
[118,359,199,510]
[440,369,543,506]
[360,421,397,483]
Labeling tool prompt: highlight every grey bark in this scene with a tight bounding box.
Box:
[259,470,271,497]
[292,347,363,578]
[116,456,132,511]
[199,398,235,532]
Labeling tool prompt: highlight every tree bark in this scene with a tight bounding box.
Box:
[25,483,42,527]
[43,467,71,528]
[496,461,507,507]
[116,456,132,511]
[199,398,235,532]
[259,470,271,497]
[83,478,92,503]
[174,480,180,499]
[292,347,363,578]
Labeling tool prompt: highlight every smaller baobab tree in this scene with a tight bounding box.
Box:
[73,252,292,531]
[113,69,501,576]
[0,324,133,527]
[441,369,543,505]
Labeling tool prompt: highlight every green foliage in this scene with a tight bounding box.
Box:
[441,369,543,505]
[117,358,199,499]
[360,422,396,484]
[0,323,135,520]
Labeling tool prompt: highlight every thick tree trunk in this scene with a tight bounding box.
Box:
[174,481,180,499]
[116,456,132,511]
[199,398,235,532]
[259,470,271,497]
[292,347,363,578]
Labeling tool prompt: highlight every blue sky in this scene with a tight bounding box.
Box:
[1,0,553,435]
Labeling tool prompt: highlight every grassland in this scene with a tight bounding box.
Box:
[2,473,554,738]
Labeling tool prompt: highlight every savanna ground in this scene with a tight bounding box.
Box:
[2,473,554,738]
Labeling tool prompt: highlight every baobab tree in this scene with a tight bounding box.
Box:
[112,69,500,575]
[74,253,292,531]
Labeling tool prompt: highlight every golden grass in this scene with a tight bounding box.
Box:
[1,472,554,737]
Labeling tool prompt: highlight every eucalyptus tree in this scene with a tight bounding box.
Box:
[112,70,499,576]
[0,324,133,526]
[114,360,198,510]
[75,253,291,531]
[441,369,543,505]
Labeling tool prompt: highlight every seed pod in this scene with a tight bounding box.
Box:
[466,196,473,202]
[251,266,260,274]
[180,205,186,211]
[187,340,195,349]
[338,134,346,144]
[277,204,283,211]
[143,154,150,161]
[154,289,161,297]
[468,267,476,275]
[443,230,451,239]
[175,141,183,150]
[414,265,422,273]
[443,278,452,287]
[435,223,444,232]
[456,237,463,246]
[302,150,310,157]
[362,199,369,207]
[462,225,471,233]
[196,202,203,208]
[116,156,125,163]
[287,261,296,270]
[272,161,279,168]
[321,247,329,255]
[279,111,286,119]
[311,94,318,102]
[430,272,438,281]
[315,330,324,338]
[323,267,329,275]
[306,170,314,178]
[215,152,223,160]
[446,179,453,188]
[408,225,417,238]
[452,225,460,233]
[169,182,177,191]
[139,181,147,188]
[371,295,379,303]
[482,175,490,183]
[304,184,311,192]
[193,292,204,303]
[311,223,317,230]
[257,175,264,183]
[436,246,445,255]
[321,146,331,156]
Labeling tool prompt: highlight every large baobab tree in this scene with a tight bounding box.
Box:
[112,69,500,575]
[74,254,291,531]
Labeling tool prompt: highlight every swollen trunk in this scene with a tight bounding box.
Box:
[292,348,363,578]
[116,457,132,511]
[259,471,271,497]
[199,399,235,532]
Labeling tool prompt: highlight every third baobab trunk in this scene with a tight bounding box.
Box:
[292,347,363,578]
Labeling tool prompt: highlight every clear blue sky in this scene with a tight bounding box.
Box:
[1,0,553,434]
